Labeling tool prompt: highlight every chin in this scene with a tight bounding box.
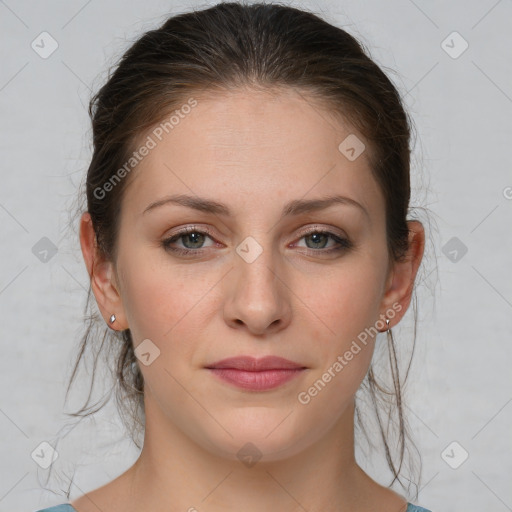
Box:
[198,408,324,464]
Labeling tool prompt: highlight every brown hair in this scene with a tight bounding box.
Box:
[62,0,430,500]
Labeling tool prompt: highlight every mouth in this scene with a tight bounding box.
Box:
[205,355,306,371]
[205,355,307,391]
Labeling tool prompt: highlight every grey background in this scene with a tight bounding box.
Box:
[1,1,511,511]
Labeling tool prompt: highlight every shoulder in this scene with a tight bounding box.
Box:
[407,504,432,512]
[34,505,76,512]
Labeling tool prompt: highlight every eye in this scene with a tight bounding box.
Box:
[294,228,352,255]
[161,226,216,256]
[161,226,353,257]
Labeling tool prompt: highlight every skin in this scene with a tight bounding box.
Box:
[77,86,424,512]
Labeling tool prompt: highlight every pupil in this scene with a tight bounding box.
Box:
[308,233,326,249]
[186,232,203,248]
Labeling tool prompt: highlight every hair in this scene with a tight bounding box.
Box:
[57,0,432,501]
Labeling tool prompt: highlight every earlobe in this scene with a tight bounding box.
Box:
[79,212,128,330]
[379,220,425,328]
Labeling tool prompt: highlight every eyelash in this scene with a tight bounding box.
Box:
[161,225,353,257]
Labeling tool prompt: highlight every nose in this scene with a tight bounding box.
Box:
[223,241,292,337]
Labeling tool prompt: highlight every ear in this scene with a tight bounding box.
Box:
[378,220,425,329]
[79,212,128,330]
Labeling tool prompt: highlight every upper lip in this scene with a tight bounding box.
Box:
[205,356,306,371]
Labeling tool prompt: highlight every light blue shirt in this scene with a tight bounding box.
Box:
[35,502,432,511]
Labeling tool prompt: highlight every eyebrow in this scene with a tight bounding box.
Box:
[142,193,369,221]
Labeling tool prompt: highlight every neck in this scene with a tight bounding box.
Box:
[123,396,371,512]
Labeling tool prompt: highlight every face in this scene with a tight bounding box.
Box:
[98,87,399,461]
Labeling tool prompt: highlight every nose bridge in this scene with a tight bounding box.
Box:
[235,233,279,300]
[225,231,291,333]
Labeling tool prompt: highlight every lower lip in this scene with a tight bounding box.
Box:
[207,368,305,390]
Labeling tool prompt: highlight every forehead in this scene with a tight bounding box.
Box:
[121,86,383,223]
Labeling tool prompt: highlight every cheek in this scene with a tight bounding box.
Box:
[298,271,380,410]
[118,251,219,349]
[301,262,384,344]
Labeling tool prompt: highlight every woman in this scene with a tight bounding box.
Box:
[37,2,430,511]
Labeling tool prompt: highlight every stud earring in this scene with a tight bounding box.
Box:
[109,314,116,324]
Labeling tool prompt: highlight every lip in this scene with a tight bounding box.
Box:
[205,355,305,371]
[205,356,307,391]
